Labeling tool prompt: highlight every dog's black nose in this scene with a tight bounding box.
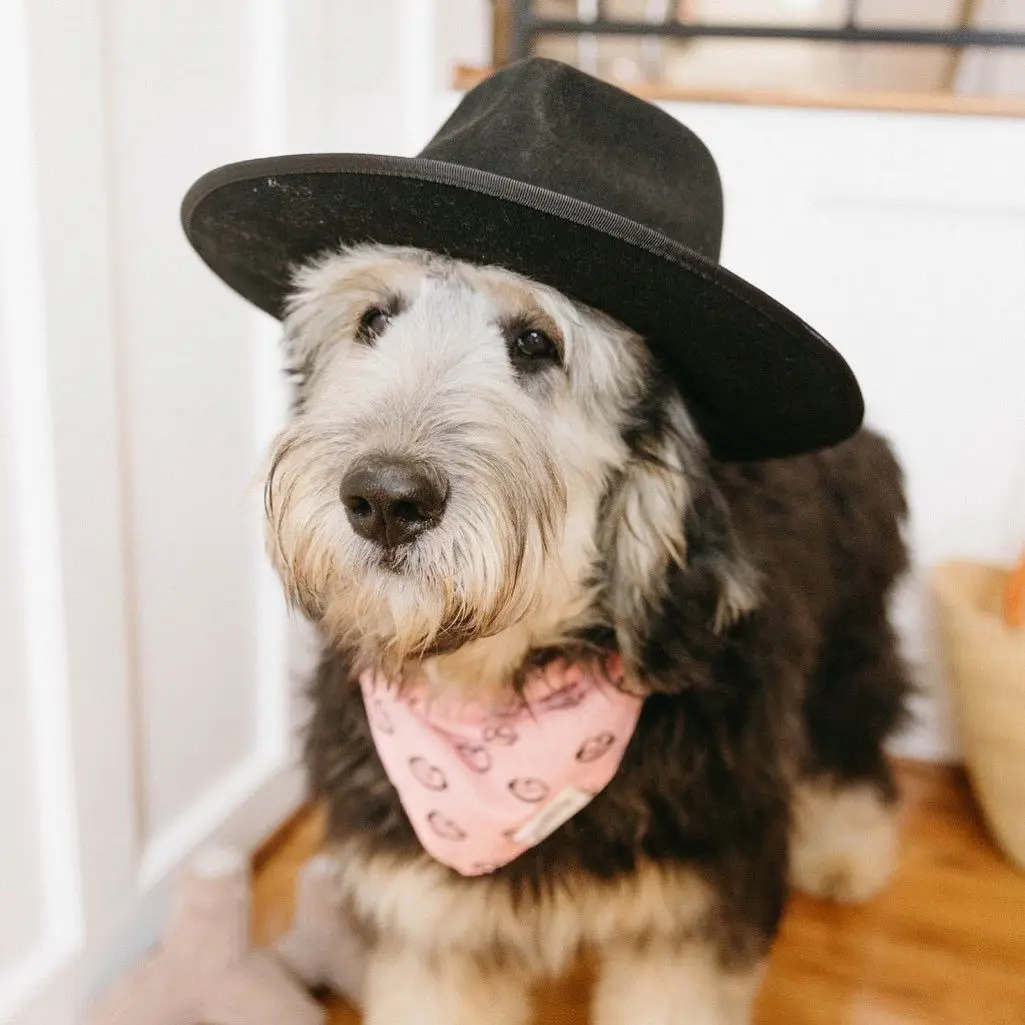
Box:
[340,456,448,548]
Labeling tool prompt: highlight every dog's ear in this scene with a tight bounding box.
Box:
[599,391,758,689]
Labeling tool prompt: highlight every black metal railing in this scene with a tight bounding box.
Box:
[511,0,1025,62]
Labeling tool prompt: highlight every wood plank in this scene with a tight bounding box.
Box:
[453,64,1025,119]
[252,760,1025,1024]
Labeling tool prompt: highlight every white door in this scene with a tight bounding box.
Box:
[0,2,300,1022]
[1,2,490,1020]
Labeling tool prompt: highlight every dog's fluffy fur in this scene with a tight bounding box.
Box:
[265,245,911,1023]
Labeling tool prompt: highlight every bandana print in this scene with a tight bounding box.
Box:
[360,655,644,876]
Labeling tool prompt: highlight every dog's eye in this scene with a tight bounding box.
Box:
[357,306,391,342]
[513,329,558,362]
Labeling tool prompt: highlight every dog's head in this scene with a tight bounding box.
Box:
[266,245,756,691]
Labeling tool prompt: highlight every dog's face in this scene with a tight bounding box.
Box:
[266,245,753,687]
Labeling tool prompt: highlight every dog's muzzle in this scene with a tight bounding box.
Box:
[340,454,448,549]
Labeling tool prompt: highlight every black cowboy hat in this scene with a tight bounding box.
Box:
[181,57,862,461]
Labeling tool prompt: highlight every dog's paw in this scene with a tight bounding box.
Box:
[789,779,898,903]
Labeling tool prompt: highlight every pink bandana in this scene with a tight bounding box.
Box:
[360,655,643,876]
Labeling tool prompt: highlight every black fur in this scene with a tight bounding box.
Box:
[304,403,911,970]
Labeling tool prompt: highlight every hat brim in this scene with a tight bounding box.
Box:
[181,152,862,461]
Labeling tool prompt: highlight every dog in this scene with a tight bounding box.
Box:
[262,242,911,1025]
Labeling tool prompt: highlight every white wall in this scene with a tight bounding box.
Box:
[0,3,425,1024]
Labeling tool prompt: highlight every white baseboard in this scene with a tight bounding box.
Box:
[79,758,304,1018]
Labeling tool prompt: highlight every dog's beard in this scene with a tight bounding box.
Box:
[264,417,565,671]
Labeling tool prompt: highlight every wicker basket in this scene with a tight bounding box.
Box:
[933,560,1025,871]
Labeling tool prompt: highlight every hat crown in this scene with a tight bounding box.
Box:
[419,58,723,261]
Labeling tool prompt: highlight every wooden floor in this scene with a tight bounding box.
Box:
[252,761,1025,1024]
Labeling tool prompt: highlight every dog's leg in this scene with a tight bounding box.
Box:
[790,775,898,903]
[593,940,762,1025]
[793,598,910,903]
[362,940,531,1025]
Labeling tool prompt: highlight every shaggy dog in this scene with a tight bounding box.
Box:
[265,243,911,1024]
